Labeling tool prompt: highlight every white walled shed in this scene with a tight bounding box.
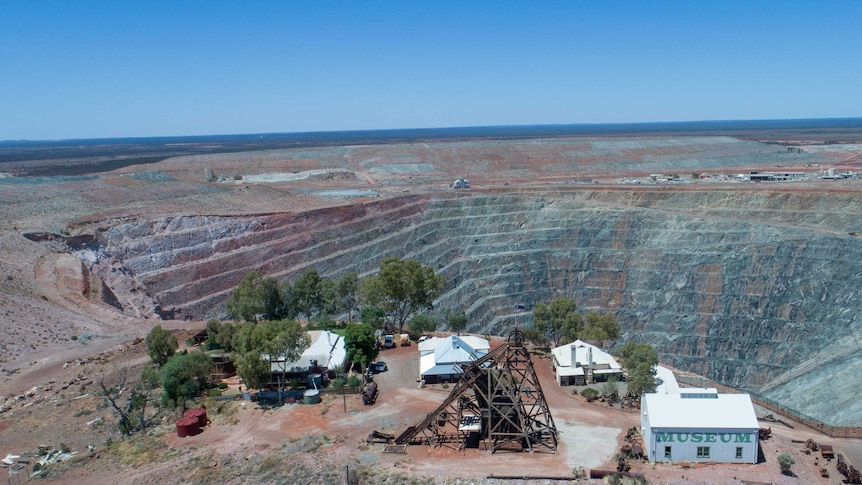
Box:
[641,390,759,464]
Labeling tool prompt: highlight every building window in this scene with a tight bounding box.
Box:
[664,446,672,459]
[736,447,743,459]
[696,446,710,458]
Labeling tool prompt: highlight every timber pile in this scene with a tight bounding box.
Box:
[366,430,394,444]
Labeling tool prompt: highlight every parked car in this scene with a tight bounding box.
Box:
[371,361,388,373]
[418,335,429,343]
[382,335,395,348]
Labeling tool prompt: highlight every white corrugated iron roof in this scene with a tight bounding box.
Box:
[643,392,758,429]
[654,365,681,394]
[551,339,621,377]
[270,330,346,373]
[419,335,489,377]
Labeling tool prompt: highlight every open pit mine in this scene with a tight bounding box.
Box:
[4,134,862,429]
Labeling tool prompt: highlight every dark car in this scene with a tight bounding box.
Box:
[371,361,388,373]
[514,304,526,310]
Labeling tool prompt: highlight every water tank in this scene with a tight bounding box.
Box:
[303,389,321,404]
[184,408,208,428]
[176,416,201,437]
[307,373,323,389]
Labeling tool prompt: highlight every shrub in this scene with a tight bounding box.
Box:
[331,378,346,388]
[581,388,599,402]
[217,382,228,390]
[347,375,362,387]
[289,378,304,390]
[208,389,222,397]
[778,452,795,474]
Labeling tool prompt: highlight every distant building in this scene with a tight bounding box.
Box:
[418,335,489,384]
[749,171,807,182]
[641,389,759,464]
[551,340,623,386]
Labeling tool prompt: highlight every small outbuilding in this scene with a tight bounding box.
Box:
[418,335,489,384]
[551,339,623,386]
[641,389,759,464]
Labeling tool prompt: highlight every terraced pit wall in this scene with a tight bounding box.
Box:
[89,188,862,426]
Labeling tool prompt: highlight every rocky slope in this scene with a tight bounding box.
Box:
[79,187,862,426]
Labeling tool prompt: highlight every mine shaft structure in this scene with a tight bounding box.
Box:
[395,330,558,453]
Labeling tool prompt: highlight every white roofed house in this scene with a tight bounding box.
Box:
[418,335,489,384]
[268,330,347,387]
[551,339,623,386]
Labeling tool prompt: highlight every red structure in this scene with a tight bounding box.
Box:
[184,408,208,428]
[176,416,201,437]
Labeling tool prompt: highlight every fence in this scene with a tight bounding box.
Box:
[675,374,862,439]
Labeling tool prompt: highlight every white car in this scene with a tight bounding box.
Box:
[418,336,429,343]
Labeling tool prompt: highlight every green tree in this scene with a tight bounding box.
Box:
[226,270,265,322]
[442,308,468,335]
[158,351,213,410]
[278,281,298,319]
[232,319,310,396]
[206,319,238,352]
[318,277,338,318]
[523,327,550,348]
[344,323,378,371]
[145,325,178,367]
[234,350,270,391]
[293,270,325,320]
[259,276,283,321]
[408,314,437,336]
[580,312,620,344]
[359,257,445,334]
[618,342,658,397]
[360,306,386,332]
[335,272,359,322]
[532,296,582,347]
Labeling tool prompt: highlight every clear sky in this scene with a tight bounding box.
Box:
[2,1,861,140]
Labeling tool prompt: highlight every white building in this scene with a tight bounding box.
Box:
[641,389,759,464]
[551,339,623,386]
[270,330,347,375]
[418,335,489,384]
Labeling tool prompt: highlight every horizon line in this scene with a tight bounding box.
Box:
[4,116,862,145]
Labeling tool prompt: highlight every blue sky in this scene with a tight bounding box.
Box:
[2,1,861,140]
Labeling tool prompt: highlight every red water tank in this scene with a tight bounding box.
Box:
[184,408,208,428]
[176,416,201,437]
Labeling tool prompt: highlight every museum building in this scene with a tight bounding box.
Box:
[641,388,759,464]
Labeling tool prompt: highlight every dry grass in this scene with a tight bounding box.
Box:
[104,433,173,467]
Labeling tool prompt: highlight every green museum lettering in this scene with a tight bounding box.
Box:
[657,432,752,443]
